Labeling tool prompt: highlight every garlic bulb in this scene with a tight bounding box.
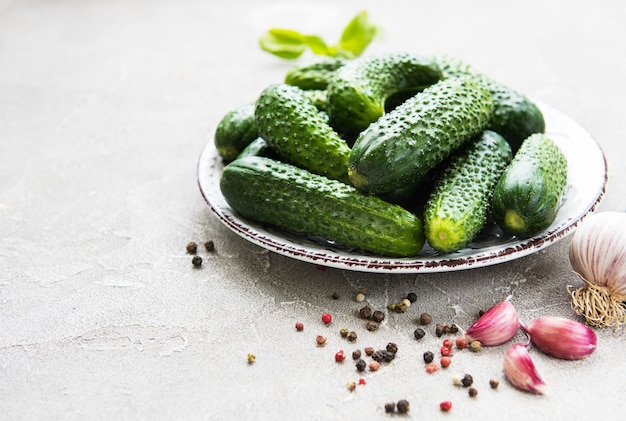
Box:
[567,211,626,328]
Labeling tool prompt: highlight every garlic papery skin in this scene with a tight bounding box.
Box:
[523,316,598,360]
[464,300,519,346]
[503,343,546,395]
[567,211,626,328]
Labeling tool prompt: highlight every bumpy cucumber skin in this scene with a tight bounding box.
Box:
[424,131,512,253]
[255,84,351,184]
[348,76,494,194]
[434,54,545,154]
[214,103,258,162]
[220,156,425,257]
[491,133,568,237]
[285,57,346,90]
[326,53,442,136]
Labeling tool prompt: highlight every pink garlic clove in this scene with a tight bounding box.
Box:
[503,343,546,395]
[523,316,598,360]
[465,300,519,346]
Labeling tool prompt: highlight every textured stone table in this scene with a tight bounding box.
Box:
[1,0,625,419]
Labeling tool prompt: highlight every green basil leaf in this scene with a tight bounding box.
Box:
[339,10,378,57]
[259,29,307,59]
[303,35,331,56]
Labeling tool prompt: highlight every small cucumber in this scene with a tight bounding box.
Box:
[348,76,494,194]
[434,54,545,153]
[491,133,568,237]
[235,137,278,160]
[326,53,442,136]
[214,103,258,162]
[220,156,425,257]
[284,57,347,90]
[424,131,513,253]
[255,84,351,184]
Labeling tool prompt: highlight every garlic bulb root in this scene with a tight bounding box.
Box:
[567,273,626,329]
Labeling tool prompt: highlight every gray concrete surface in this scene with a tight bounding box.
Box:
[1,0,625,419]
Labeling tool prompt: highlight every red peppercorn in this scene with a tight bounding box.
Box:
[295,322,304,331]
[440,356,452,368]
[440,401,452,412]
[455,337,467,349]
[440,346,452,356]
[358,378,367,385]
[442,339,454,349]
[335,350,346,362]
[425,363,439,373]
[321,313,332,324]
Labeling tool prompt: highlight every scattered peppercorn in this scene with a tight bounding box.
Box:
[449,323,459,334]
[372,310,385,323]
[469,340,482,352]
[364,347,375,356]
[186,242,198,254]
[355,292,366,302]
[295,322,304,331]
[321,313,332,324]
[352,349,362,360]
[396,399,410,414]
[452,376,462,386]
[359,305,372,319]
[468,387,478,397]
[331,292,340,300]
[247,353,256,364]
[369,360,381,372]
[346,331,358,342]
[204,240,215,252]
[490,378,500,389]
[413,327,426,340]
[435,324,445,337]
[359,378,367,385]
[443,324,452,335]
[440,356,452,368]
[191,255,202,267]
[455,337,467,349]
[355,359,366,372]
[339,328,349,338]
[461,374,474,387]
[442,339,454,349]
[365,321,379,331]
[420,312,433,325]
[401,298,411,308]
[335,350,346,362]
[426,363,439,373]
[371,350,384,362]
[440,346,452,357]
[384,402,395,413]
[316,335,327,346]
[423,351,435,364]
[407,292,418,303]
[347,381,357,392]
[440,401,452,412]
[386,342,398,354]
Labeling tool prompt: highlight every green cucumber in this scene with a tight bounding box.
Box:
[255,83,351,184]
[235,137,277,160]
[434,54,545,153]
[284,57,347,90]
[347,76,494,194]
[214,103,258,162]
[423,131,512,253]
[326,53,442,136]
[220,156,425,257]
[491,133,568,237]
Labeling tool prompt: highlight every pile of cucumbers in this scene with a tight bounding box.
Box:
[214,52,568,257]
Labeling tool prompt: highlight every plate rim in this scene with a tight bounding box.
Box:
[197,102,607,273]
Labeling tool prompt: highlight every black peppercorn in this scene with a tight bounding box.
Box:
[435,323,445,337]
[383,351,395,362]
[366,321,379,331]
[396,399,410,413]
[468,387,478,397]
[423,351,434,364]
[352,349,362,360]
[186,242,198,254]
[372,310,385,323]
[346,331,358,342]
[332,292,340,300]
[359,305,372,319]
[407,292,418,303]
[461,374,474,387]
[386,342,398,354]
[371,350,384,362]
[204,240,215,252]
[191,255,202,267]
[355,359,366,372]
[419,312,432,325]
[449,323,459,334]
[384,402,395,413]
[413,327,426,340]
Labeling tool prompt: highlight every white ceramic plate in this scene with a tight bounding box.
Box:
[197,102,607,273]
